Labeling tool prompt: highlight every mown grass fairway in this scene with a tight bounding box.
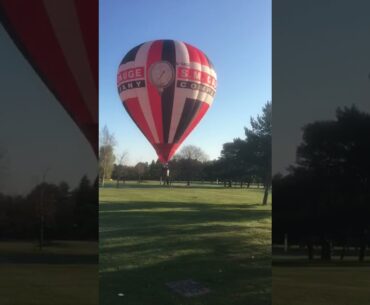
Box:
[273,266,370,305]
[0,241,98,305]
[100,181,271,305]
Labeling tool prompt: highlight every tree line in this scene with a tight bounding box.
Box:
[273,106,370,261]
[99,102,272,204]
[0,175,98,241]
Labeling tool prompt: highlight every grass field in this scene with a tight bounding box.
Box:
[0,241,98,305]
[273,266,370,305]
[100,181,271,305]
[273,244,370,305]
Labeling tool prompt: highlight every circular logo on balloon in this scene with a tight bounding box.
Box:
[149,61,175,91]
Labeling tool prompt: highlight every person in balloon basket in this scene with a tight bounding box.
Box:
[161,164,170,186]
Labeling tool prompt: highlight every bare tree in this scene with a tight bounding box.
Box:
[0,147,9,191]
[0,150,5,175]
[172,145,208,185]
[175,145,209,162]
[116,151,128,187]
[39,167,50,250]
[135,162,148,182]
[99,125,116,186]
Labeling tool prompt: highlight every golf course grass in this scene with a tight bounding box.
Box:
[0,241,98,305]
[273,265,370,305]
[100,181,271,305]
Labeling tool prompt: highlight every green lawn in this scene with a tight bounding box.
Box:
[100,181,271,305]
[273,266,370,305]
[0,241,98,305]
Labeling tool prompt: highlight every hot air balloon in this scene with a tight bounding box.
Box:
[117,40,217,164]
[0,0,98,157]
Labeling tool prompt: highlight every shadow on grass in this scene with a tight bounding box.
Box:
[272,247,370,267]
[0,253,98,265]
[100,183,259,190]
[273,260,370,267]
[100,250,271,305]
[100,201,269,250]
[99,200,271,305]
[0,241,98,265]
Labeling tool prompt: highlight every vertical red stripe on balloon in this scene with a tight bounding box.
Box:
[195,47,209,67]
[152,142,181,163]
[146,40,164,143]
[184,43,210,68]
[0,0,98,156]
[0,0,92,122]
[152,143,179,164]
[74,0,98,90]
[0,0,98,157]
[184,43,202,64]
[123,98,155,144]
[167,142,180,161]
[177,102,210,147]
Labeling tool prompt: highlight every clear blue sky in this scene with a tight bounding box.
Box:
[0,25,96,195]
[100,0,271,165]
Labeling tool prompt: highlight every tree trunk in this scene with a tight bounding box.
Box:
[359,245,366,262]
[359,230,368,262]
[307,238,314,260]
[101,167,106,187]
[101,157,107,187]
[39,184,45,250]
[262,180,270,205]
[320,239,332,261]
[284,233,288,253]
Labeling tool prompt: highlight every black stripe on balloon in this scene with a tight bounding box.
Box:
[120,43,143,65]
[173,98,202,143]
[161,40,176,143]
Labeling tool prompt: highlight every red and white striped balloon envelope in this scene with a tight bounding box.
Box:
[117,40,217,164]
[0,0,98,157]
